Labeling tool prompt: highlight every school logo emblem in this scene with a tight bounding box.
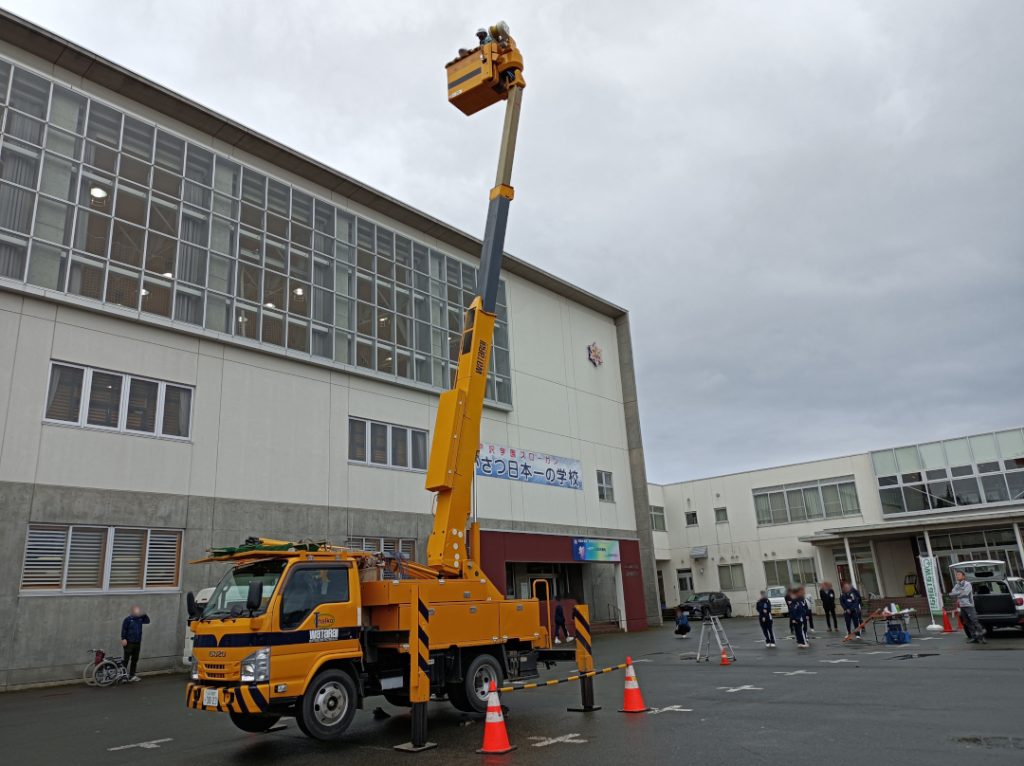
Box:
[587,342,603,367]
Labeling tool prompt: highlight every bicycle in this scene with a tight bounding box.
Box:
[82,649,107,686]
[93,654,132,687]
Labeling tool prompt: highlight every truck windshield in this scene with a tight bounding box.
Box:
[201,559,286,619]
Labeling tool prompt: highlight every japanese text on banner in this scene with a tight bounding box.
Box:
[475,442,583,490]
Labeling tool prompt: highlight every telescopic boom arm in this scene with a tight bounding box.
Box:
[425,23,525,576]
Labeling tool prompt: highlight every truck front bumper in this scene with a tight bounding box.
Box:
[185,682,271,715]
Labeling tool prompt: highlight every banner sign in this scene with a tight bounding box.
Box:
[573,538,621,562]
[919,555,943,616]
[475,442,583,490]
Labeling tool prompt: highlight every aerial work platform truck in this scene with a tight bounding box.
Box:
[183,23,591,749]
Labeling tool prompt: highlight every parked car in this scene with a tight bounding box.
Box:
[765,586,789,617]
[679,591,732,620]
[949,560,1024,635]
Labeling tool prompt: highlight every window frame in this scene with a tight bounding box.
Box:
[41,361,193,440]
[649,504,666,532]
[347,416,428,473]
[19,523,183,595]
[596,470,615,503]
[684,511,699,527]
[718,563,745,591]
[714,506,728,524]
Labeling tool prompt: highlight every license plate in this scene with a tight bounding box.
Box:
[203,688,219,707]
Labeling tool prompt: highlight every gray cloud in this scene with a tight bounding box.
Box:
[9,0,1022,481]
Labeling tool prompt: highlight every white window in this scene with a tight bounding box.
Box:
[714,507,728,523]
[597,470,614,502]
[345,536,416,580]
[685,511,698,527]
[20,524,183,593]
[753,477,861,526]
[348,417,428,471]
[718,563,745,591]
[43,362,193,440]
[650,505,666,532]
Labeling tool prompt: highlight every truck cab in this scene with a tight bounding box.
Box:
[187,549,365,739]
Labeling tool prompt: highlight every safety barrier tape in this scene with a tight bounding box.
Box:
[497,662,627,693]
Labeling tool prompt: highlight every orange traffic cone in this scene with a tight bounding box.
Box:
[941,610,953,633]
[720,648,731,666]
[618,656,650,713]
[477,681,515,754]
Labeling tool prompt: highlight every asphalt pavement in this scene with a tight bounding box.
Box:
[2,618,1023,766]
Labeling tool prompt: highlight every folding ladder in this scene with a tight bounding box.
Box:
[696,615,736,662]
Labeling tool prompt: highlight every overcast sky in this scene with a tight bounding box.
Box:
[7,1,1022,482]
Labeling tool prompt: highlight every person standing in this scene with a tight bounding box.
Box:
[949,570,986,644]
[789,588,809,648]
[756,590,776,647]
[120,605,150,682]
[804,588,816,633]
[819,582,838,632]
[553,599,569,643]
[840,582,863,639]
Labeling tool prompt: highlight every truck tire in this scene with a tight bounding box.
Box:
[450,654,502,715]
[296,669,357,741]
[229,711,281,733]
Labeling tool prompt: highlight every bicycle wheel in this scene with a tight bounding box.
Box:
[93,659,121,687]
[83,661,99,686]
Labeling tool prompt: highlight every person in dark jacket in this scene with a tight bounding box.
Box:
[819,581,838,631]
[121,605,150,681]
[784,588,795,634]
[756,591,776,647]
[840,583,863,638]
[553,599,572,644]
[789,587,809,648]
[675,606,691,638]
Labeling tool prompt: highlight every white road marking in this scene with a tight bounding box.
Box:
[866,651,893,655]
[773,670,817,676]
[648,705,693,714]
[717,685,763,693]
[918,636,944,641]
[108,738,173,751]
[529,734,587,747]
[631,658,653,663]
[820,659,858,664]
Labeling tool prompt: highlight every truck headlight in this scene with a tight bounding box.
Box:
[189,654,199,681]
[240,648,270,683]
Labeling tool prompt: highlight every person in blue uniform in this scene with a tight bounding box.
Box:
[789,588,809,648]
[840,582,863,638]
[675,606,691,638]
[756,590,776,647]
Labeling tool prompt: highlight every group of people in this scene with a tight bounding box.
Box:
[755,581,864,648]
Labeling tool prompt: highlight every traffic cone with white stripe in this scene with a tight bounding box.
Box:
[618,656,650,713]
[477,680,515,754]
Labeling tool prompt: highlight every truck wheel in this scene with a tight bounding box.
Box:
[229,712,281,733]
[454,654,502,715]
[296,669,357,741]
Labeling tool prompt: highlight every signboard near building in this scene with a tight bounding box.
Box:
[919,555,944,617]
[572,538,621,562]
[476,442,583,490]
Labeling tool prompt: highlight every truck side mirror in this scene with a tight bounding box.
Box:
[246,580,264,613]
[186,591,200,621]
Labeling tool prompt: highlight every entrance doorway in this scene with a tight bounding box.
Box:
[676,569,694,603]
[656,570,666,609]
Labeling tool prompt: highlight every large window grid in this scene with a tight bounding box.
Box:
[753,477,861,526]
[20,523,182,593]
[649,505,666,532]
[871,429,1024,515]
[0,57,512,406]
[44,361,192,439]
[763,558,817,588]
[718,564,745,591]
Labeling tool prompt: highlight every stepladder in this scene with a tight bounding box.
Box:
[696,615,735,662]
